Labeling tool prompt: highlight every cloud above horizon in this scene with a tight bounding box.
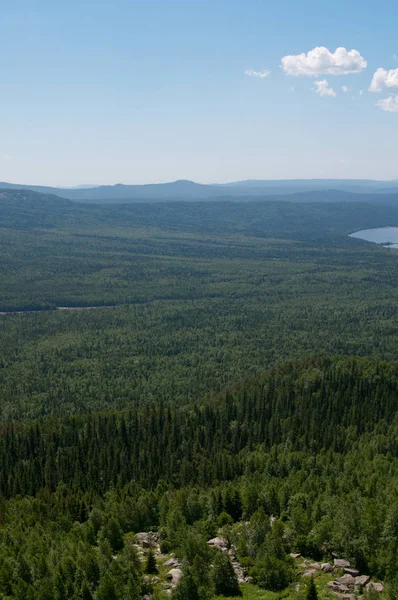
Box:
[369,67,398,92]
[244,68,271,78]
[314,79,336,97]
[281,46,367,76]
[376,95,398,112]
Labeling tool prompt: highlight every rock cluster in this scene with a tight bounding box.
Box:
[325,559,383,597]
[296,556,384,598]
[135,531,159,549]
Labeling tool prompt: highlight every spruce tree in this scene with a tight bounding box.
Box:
[306,577,318,600]
[211,551,242,597]
[172,570,200,600]
[145,549,158,574]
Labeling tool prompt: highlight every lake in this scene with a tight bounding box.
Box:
[349,227,398,248]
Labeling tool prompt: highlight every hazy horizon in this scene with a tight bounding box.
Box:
[2,176,398,189]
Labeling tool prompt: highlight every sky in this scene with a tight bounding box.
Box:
[1,0,398,186]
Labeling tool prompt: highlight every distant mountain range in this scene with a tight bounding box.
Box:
[1,178,398,203]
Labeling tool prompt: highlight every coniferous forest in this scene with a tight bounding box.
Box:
[1,189,398,598]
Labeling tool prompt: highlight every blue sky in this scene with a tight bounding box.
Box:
[1,0,398,185]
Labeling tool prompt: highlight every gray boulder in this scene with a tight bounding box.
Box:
[355,575,370,587]
[207,537,228,549]
[335,574,356,587]
[163,558,180,568]
[334,558,351,568]
[344,568,359,577]
[327,582,349,593]
[166,568,183,586]
[135,531,159,549]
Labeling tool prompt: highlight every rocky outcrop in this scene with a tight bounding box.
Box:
[321,562,333,572]
[207,537,228,549]
[135,531,159,549]
[327,571,382,598]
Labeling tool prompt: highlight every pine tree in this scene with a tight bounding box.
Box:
[99,517,124,553]
[122,574,141,600]
[96,573,118,600]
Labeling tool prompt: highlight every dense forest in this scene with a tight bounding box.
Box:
[1,189,398,598]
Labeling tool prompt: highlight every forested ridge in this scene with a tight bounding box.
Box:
[2,356,398,496]
[1,190,398,598]
[0,357,398,598]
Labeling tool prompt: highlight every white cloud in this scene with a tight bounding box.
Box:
[369,67,398,92]
[314,79,337,97]
[342,85,349,93]
[359,89,364,95]
[376,95,398,112]
[394,54,398,61]
[281,46,367,76]
[244,68,271,78]
[2,154,11,160]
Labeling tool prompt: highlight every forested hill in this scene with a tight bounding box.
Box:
[2,188,398,237]
[1,356,398,599]
[2,178,398,202]
[2,355,398,497]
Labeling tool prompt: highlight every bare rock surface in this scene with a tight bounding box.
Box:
[135,531,159,549]
[335,574,356,587]
[166,568,183,586]
[290,553,301,559]
[207,537,228,549]
[327,582,349,593]
[321,562,333,572]
[344,568,359,577]
[355,575,370,587]
[334,558,351,568]
[163,558,180,568]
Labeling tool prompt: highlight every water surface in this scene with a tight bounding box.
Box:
[349,227,398,248]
